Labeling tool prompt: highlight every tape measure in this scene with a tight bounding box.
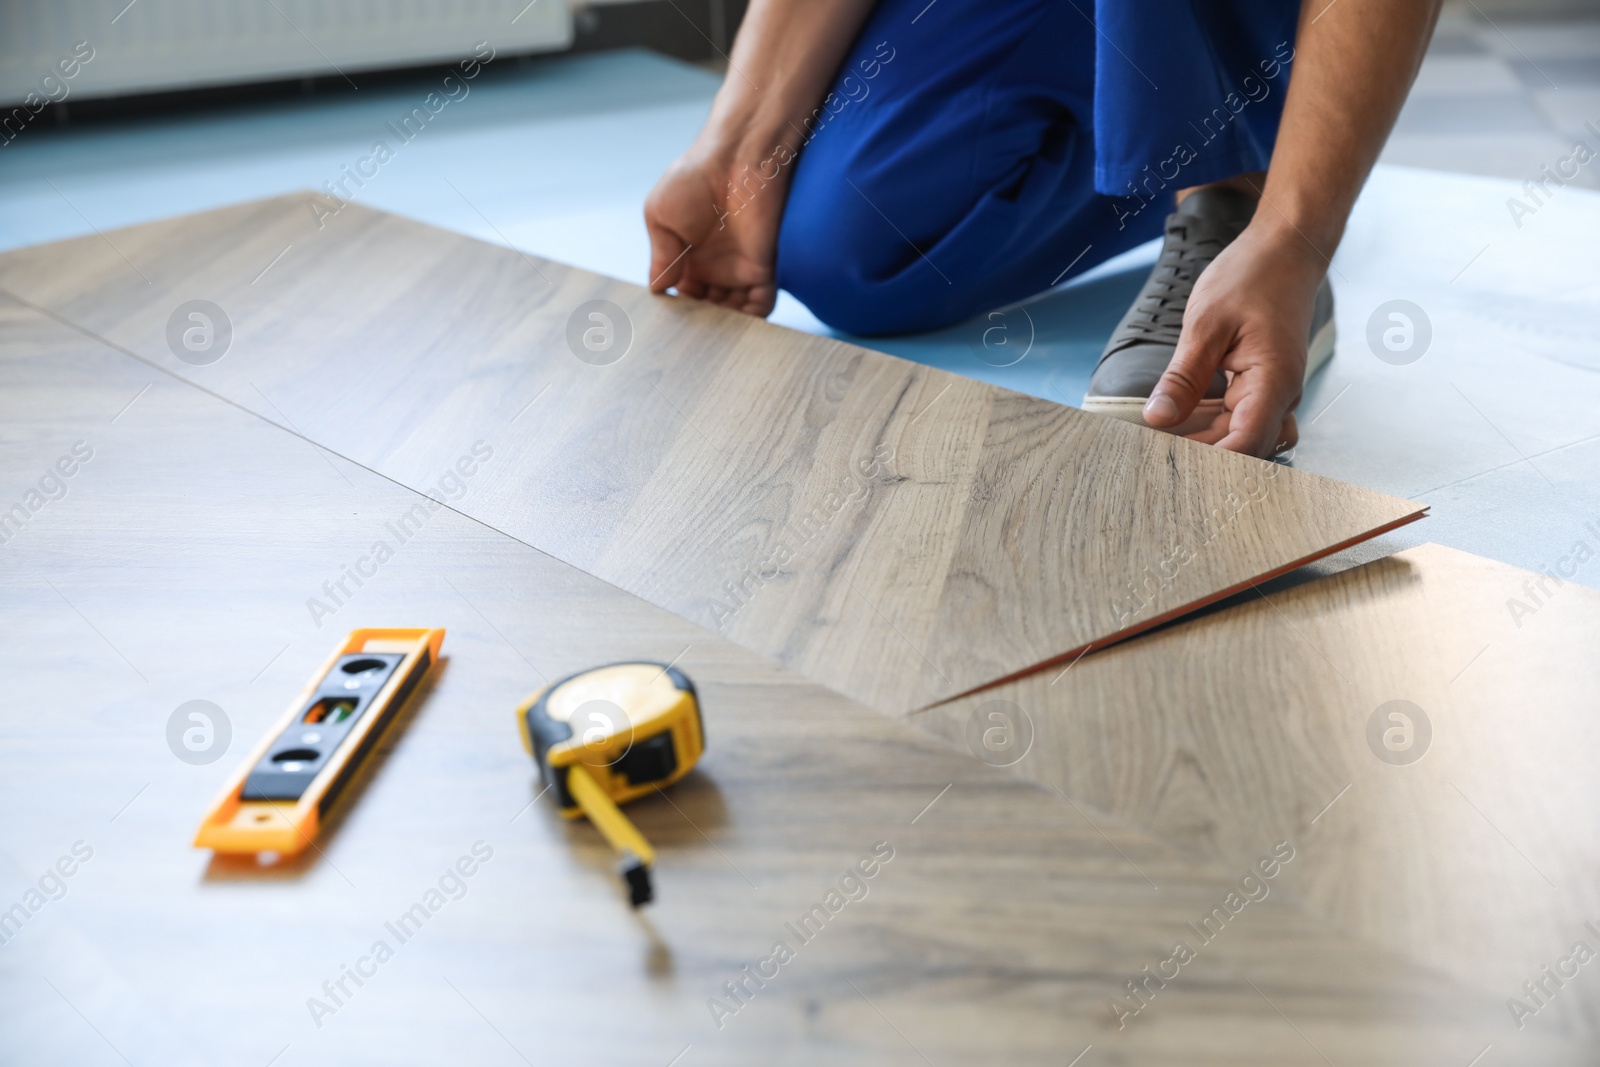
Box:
[516,662,704,906]
[195,628,445,856]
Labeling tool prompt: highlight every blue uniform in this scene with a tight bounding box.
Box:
[774,0,1300,335]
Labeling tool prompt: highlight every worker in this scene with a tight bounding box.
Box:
[645,0,1441,458]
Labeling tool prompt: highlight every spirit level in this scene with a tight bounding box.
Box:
[195,628,445,856]
[516,662,704,906]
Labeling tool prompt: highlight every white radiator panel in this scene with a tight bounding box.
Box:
[0,0,573,106]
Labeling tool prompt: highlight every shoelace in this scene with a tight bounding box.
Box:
[1106,215,1237,350]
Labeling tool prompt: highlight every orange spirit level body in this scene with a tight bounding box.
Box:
[195,628,444,856]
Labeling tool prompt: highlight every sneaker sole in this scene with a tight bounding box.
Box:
[1082,318,1338,434]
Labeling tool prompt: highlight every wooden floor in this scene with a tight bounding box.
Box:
[3,293,1589,1066]
[918,541,1600,1047]
[0,195,1422,716]
[4,198,1593,1064]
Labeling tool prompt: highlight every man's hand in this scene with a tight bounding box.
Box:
[643,0,877,317]
[645,147,783,317]
[1143,221,1325,457]
[1142,0,1438,456]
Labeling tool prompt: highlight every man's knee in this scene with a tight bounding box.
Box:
[776,187,961,337]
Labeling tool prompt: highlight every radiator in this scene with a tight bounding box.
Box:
[0,0,574,107]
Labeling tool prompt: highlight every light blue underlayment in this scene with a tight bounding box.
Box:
[4,48,1597,592]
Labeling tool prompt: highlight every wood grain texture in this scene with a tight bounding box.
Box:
[1,296,1581,1065]
[0,194,1424,717]
[919,541,1600,1045]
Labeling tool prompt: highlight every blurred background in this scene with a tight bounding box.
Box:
[5,0,1598,181]
[3,0,1597,265]
[0,0,748,114]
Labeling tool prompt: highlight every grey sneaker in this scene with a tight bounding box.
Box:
[1083,186,1335,437]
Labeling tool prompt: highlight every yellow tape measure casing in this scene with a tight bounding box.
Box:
[515,662,703,817]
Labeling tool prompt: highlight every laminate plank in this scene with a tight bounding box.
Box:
[0,296,1579,1064]
[0,195,1425,717]
[917,541,1600,1045]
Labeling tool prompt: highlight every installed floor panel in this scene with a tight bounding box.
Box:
[0,196,1422,716]
[918,541,1600,1047]
[2,295,1559,1066]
